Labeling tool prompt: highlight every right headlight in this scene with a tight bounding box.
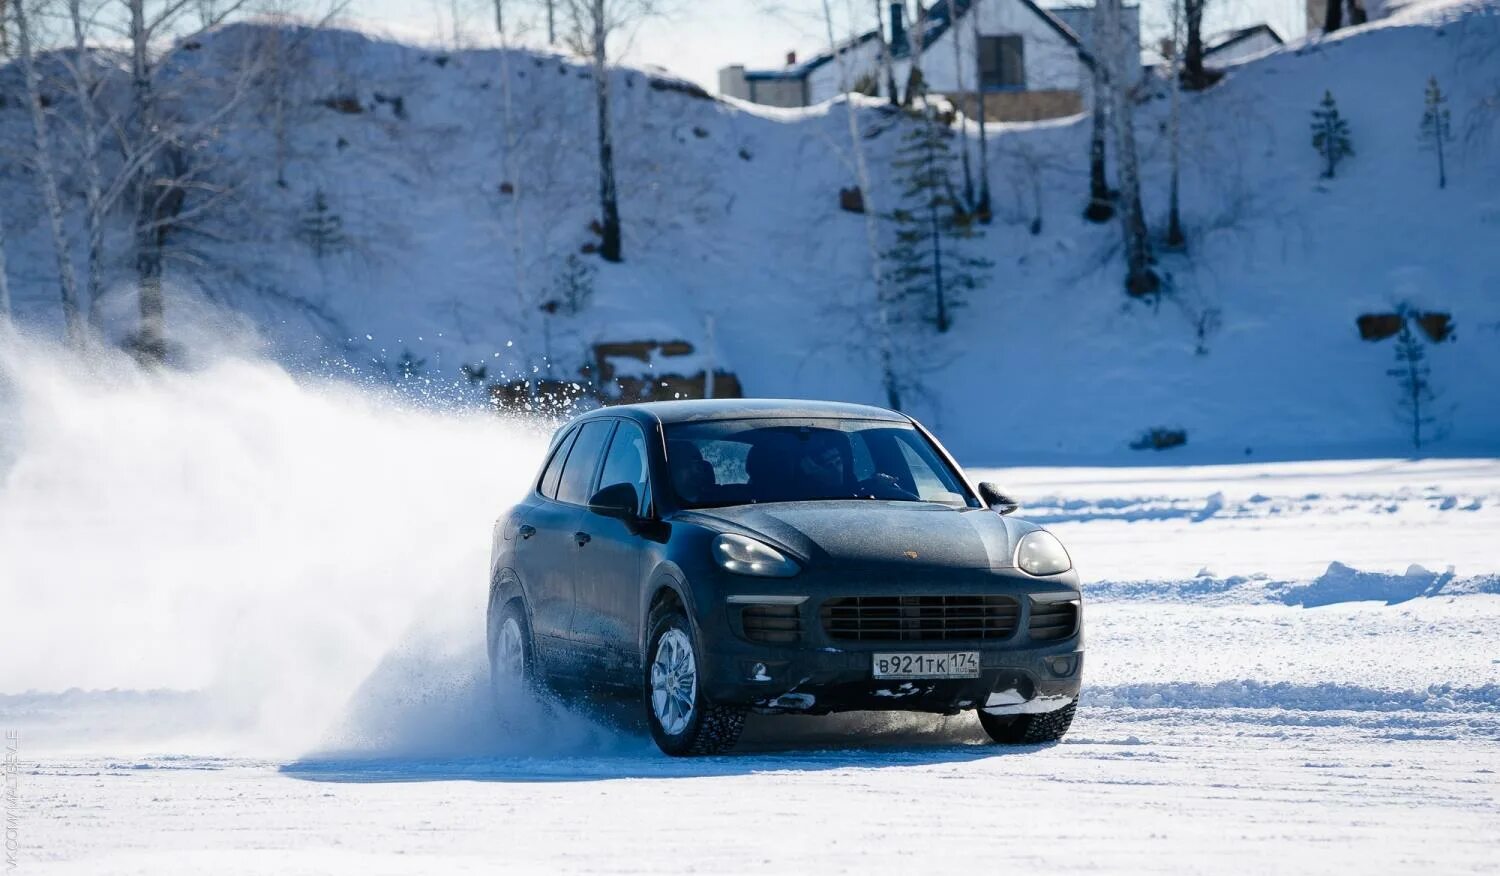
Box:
[1015,530,1072,576]
[712,533,800,578]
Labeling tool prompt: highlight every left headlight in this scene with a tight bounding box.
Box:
[712,533,800,578]
[1015,530,1072,576]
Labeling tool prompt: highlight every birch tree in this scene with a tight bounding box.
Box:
[1097,0,1158,296]
[821,0,900,409]
[948,2,973,210]
[872,0,896,103]
[0,197,11,325]
[13,0,86,345]
[970,3,991,221]
[61,0,109,323]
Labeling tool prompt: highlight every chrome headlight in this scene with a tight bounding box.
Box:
[1015,530,1072,576]
[712,533,799,578]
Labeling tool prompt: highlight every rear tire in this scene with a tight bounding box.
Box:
[644,607,745,756]
[489,599,539,705]
[977,699,1076,744]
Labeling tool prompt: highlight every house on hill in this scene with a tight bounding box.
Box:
[1204,23,1284,67]
[718,0,1141,122]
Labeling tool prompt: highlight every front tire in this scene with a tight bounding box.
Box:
[644,607,745,756]
[977,699,1076,744]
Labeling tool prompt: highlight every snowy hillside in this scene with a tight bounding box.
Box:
[2,0,1498,461]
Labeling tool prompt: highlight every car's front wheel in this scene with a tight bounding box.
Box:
[977,699,1077,744]
[644,606,745,756]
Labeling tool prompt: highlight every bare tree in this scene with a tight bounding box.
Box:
[1165,0,1186,248]
[1083,51,1112,222]
[948,0,973,211]
[62,0,108,324]
[562,0,658,263]
[968,4,991,222]
[0,196,11,324]
[122,0,251,360]
[872,0,896,103]
[1181,0,1215,90]
[1097,0,1158,295]
[821,0,899,409]
[13,0,86,346]
[494,0,535,351]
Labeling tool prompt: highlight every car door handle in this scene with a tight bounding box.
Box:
[574,531,592,547]
[518,524,536,540]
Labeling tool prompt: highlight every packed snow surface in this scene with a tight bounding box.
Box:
[1,339,1497,873]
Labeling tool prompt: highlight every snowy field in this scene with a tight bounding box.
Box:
[3,378,1496,875]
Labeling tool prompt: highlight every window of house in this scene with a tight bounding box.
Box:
[978,35,1025,90]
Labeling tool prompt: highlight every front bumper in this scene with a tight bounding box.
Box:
[694,575,1084,716]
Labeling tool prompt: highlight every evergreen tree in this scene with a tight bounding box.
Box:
[1387,308,1435,451]
[551,253,597,316]
[299,188,345,257]
[1310,90,1354,179]
[884,118,992,333]
[1420,76,1452,189]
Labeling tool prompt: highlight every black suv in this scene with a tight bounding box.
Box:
[488,399,1082,755]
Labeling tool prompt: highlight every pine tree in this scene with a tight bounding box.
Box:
[1419,76,1452,189]
[551,254,596,316]
[1311,90,1353,179]
[299,188,345,257]
[884,117,993,333]
[1387,309,1435,451]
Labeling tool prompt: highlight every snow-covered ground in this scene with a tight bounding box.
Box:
[2,342,1496,872]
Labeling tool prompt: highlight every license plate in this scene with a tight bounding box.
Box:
[872,651,980,679]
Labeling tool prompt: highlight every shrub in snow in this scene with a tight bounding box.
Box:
[299,189,345,257]
[547,254,596,317]
[1310,90,1353,179]
[1419,76,1452,189]
[1130,428,1188,451]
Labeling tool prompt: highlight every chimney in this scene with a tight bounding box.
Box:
[889,3,908,56]
[786,50,797,66]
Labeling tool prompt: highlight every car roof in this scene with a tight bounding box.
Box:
[574,398,911,426]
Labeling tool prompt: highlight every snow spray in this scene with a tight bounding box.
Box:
[0,332,619,758]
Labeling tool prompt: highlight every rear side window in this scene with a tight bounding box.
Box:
[555,420,614,505]
[538,428,577,498]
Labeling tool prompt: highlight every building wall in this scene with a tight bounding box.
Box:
[951,88,1084,122]
[910,0,1086,97]
[718,66,752,101]
[747,77,809,108]
[806,38,888,105]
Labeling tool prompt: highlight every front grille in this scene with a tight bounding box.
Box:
[1028,600,1079,641]
[820,595,1020,642]
[741,603,802,644]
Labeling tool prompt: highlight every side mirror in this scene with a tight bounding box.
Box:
[588,482,640,520]
[978,482,1019,516]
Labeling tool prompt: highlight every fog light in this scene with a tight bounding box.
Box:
[1048,655,1078,677]
[749,662,771,682]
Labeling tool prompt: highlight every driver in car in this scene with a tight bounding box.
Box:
[795,430,851,498]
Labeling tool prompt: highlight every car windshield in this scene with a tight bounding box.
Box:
[663,418,977,509]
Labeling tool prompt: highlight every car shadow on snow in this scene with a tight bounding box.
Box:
[279,696,1040,784]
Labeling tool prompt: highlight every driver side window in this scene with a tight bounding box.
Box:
[597,421,651,515]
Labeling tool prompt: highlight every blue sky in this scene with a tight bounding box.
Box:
[350,0,1311,90]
